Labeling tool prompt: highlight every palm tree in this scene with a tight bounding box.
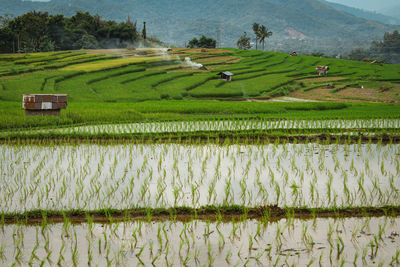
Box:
[259,25,273,51]
[252,23,260,50]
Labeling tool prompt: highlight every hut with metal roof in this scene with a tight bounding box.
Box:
[22,94,67,116]
[217,71,234,81]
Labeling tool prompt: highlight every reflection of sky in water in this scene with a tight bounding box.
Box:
[1,217,400,266]
[1,143,399,212]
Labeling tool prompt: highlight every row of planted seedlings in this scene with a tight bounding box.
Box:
[1,213,400,266]
[1,137,400,266]
[1,137,399,212]
[3,118,400,136]
[53,118,400,134]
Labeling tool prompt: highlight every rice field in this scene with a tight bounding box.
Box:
[1,48,399,103]
[2,141,400,213]
[1,217,400,266]
[25,118,400,135]
[1,48,400,266]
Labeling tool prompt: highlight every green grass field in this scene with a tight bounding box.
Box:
[0,48,399,130]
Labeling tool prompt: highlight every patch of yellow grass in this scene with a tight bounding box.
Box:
[61,56,165,72]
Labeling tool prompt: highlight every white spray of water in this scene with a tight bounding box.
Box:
[157,48,170,59]
[184,57,203,69]
[153,49,203,69]
[155,48,181,62]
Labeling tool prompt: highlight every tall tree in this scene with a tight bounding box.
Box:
[252,23,260,50]
[8,16,24,52]
[237,32,251,50]
[258,25,272,51]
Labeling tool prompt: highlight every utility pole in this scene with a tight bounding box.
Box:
[216,21,223,48]
[142,21,147,40]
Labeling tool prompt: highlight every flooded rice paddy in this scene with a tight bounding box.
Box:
[1,217,399,266]
[62,119,400,134]
[1,119,399,136]
[1,142,399,212]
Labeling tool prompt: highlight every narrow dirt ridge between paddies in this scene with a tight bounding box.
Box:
[1,133,400,144]
[3,205,400,225]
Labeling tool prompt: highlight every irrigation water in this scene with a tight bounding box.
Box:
[1,142,399,212]
[1,119,399,137]
[1,217,399,266]
[18,119,400,135]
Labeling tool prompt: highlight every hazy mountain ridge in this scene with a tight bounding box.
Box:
[322,1,400,25]
[379,5,400,19]
[0,0,399,53]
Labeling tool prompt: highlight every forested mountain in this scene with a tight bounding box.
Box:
[322,1,400,25]
[1,0,399,54]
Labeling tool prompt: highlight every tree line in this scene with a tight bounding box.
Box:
[187,35,216,49]
[348,30,400,64]
[237,23,273,50]
[0,11,159,53]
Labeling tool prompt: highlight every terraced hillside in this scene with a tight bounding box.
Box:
[1,49,400,101]
[1,48,400,102]
[0,48,400,130]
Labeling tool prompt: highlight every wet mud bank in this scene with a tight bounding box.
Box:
[3,206,400,225]
[1,133,400,145]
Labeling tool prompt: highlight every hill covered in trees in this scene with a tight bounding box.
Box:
[348,30,400,64]
[0,0,399,54]
[0,11,160,53]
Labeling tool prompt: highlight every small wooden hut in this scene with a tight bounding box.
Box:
[217,71,234,81]
[22,94,67,116]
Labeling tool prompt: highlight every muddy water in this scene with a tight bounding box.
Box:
[1,143,399,212]
[1,217,399,266]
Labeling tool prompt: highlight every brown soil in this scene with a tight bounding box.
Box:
[2,134,399,146]
[290,88,352,102]
[4,206,400,225]
[338,87,378,98]
[290,85,400,103]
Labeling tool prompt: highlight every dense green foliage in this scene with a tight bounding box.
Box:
[237,32,252,50]
[187,36,216,49]
[0,0,398,54]
[348,30,400,63]
[0,11,144,53]
[252,23,273,51]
